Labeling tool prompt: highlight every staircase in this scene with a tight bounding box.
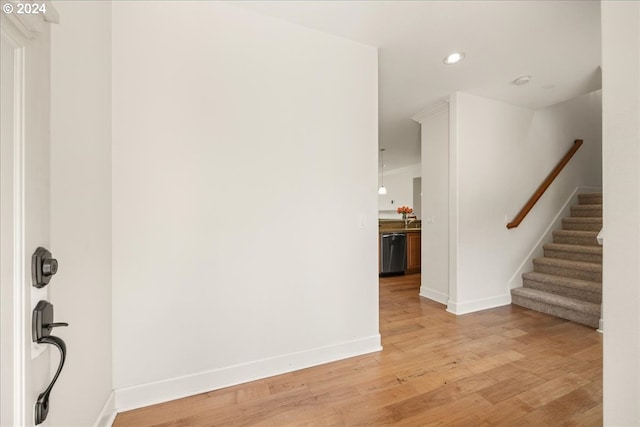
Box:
[511,193,602,328]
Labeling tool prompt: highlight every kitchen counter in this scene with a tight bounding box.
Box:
[379,228,421,234]
[379,219,421,234]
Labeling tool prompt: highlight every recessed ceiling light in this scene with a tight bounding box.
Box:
[512,75,532,86]
[443,52,465,65]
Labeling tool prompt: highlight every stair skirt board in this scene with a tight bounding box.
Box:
[511,191,602,329]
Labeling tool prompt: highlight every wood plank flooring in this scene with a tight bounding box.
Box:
[114,274,602,426]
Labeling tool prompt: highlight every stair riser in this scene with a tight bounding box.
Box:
[543,249,602,264]
[561,220,603,231]
[578,194,602,205]
[570,206,602,218]
[553,234,600,246]
[534,264,602,282]
[511,294,600,328]
[522,279,602,304]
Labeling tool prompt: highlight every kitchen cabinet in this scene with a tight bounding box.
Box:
[405,231,421,274]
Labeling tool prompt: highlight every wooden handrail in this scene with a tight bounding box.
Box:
[506,139,584,229]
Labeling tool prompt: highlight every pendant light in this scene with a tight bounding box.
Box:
[378,148,387,195]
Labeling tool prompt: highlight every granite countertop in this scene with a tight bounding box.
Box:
[379,228,421,233]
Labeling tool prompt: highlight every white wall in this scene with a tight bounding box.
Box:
[601,1,640,424]
[111,2,379,410]
[50,1,113,425]
[415,104,450,304]
[447,91,602,314]
[378,164,421,218]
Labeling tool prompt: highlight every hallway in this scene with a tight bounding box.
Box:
[114,274,602,426]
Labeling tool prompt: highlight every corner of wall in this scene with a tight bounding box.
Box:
[419,287,448,305]
[94,392,116,427]
[447,93,460,307]
[446,294,511,315]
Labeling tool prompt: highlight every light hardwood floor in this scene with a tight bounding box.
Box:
[114,274,603,426]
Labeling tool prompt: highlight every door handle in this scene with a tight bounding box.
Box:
[32,300,68,425]
[34,336,66,425]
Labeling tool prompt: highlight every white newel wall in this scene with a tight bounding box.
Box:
[414,103,450,304]
[441,91,602,314]
[111,2,379,410]
[601,1,640,424]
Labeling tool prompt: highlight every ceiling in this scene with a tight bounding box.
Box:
[237,1,602,170]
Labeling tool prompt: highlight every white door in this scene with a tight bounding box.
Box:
[1,4,59,426]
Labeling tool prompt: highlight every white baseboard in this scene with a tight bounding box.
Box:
[94,391,116,427]
[598,317,604,333]
[419,287,448,305]
[114,335,382,412]
[446,293,511,315]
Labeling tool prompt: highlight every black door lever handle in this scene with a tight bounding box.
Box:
[46,322,69,329]
[34,335,66,425]
[32,301,68,425]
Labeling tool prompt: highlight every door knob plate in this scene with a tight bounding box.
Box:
[32,300,68,341]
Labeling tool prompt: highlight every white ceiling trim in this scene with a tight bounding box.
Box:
[412,99,450,124]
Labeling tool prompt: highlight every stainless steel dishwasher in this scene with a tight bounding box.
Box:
[380,232,406,275]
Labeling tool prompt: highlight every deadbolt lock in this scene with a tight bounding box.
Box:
[32,247,58,288]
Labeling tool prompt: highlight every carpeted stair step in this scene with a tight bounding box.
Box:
[570,204,602,218]
[543,243,602,264]
[553,230,600,246]
[578,193,602,205]
[533,257,602,282]
[511,287,600,328]
[522,271,601,303]
[513,192,603,328]
[562,217,603,231]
